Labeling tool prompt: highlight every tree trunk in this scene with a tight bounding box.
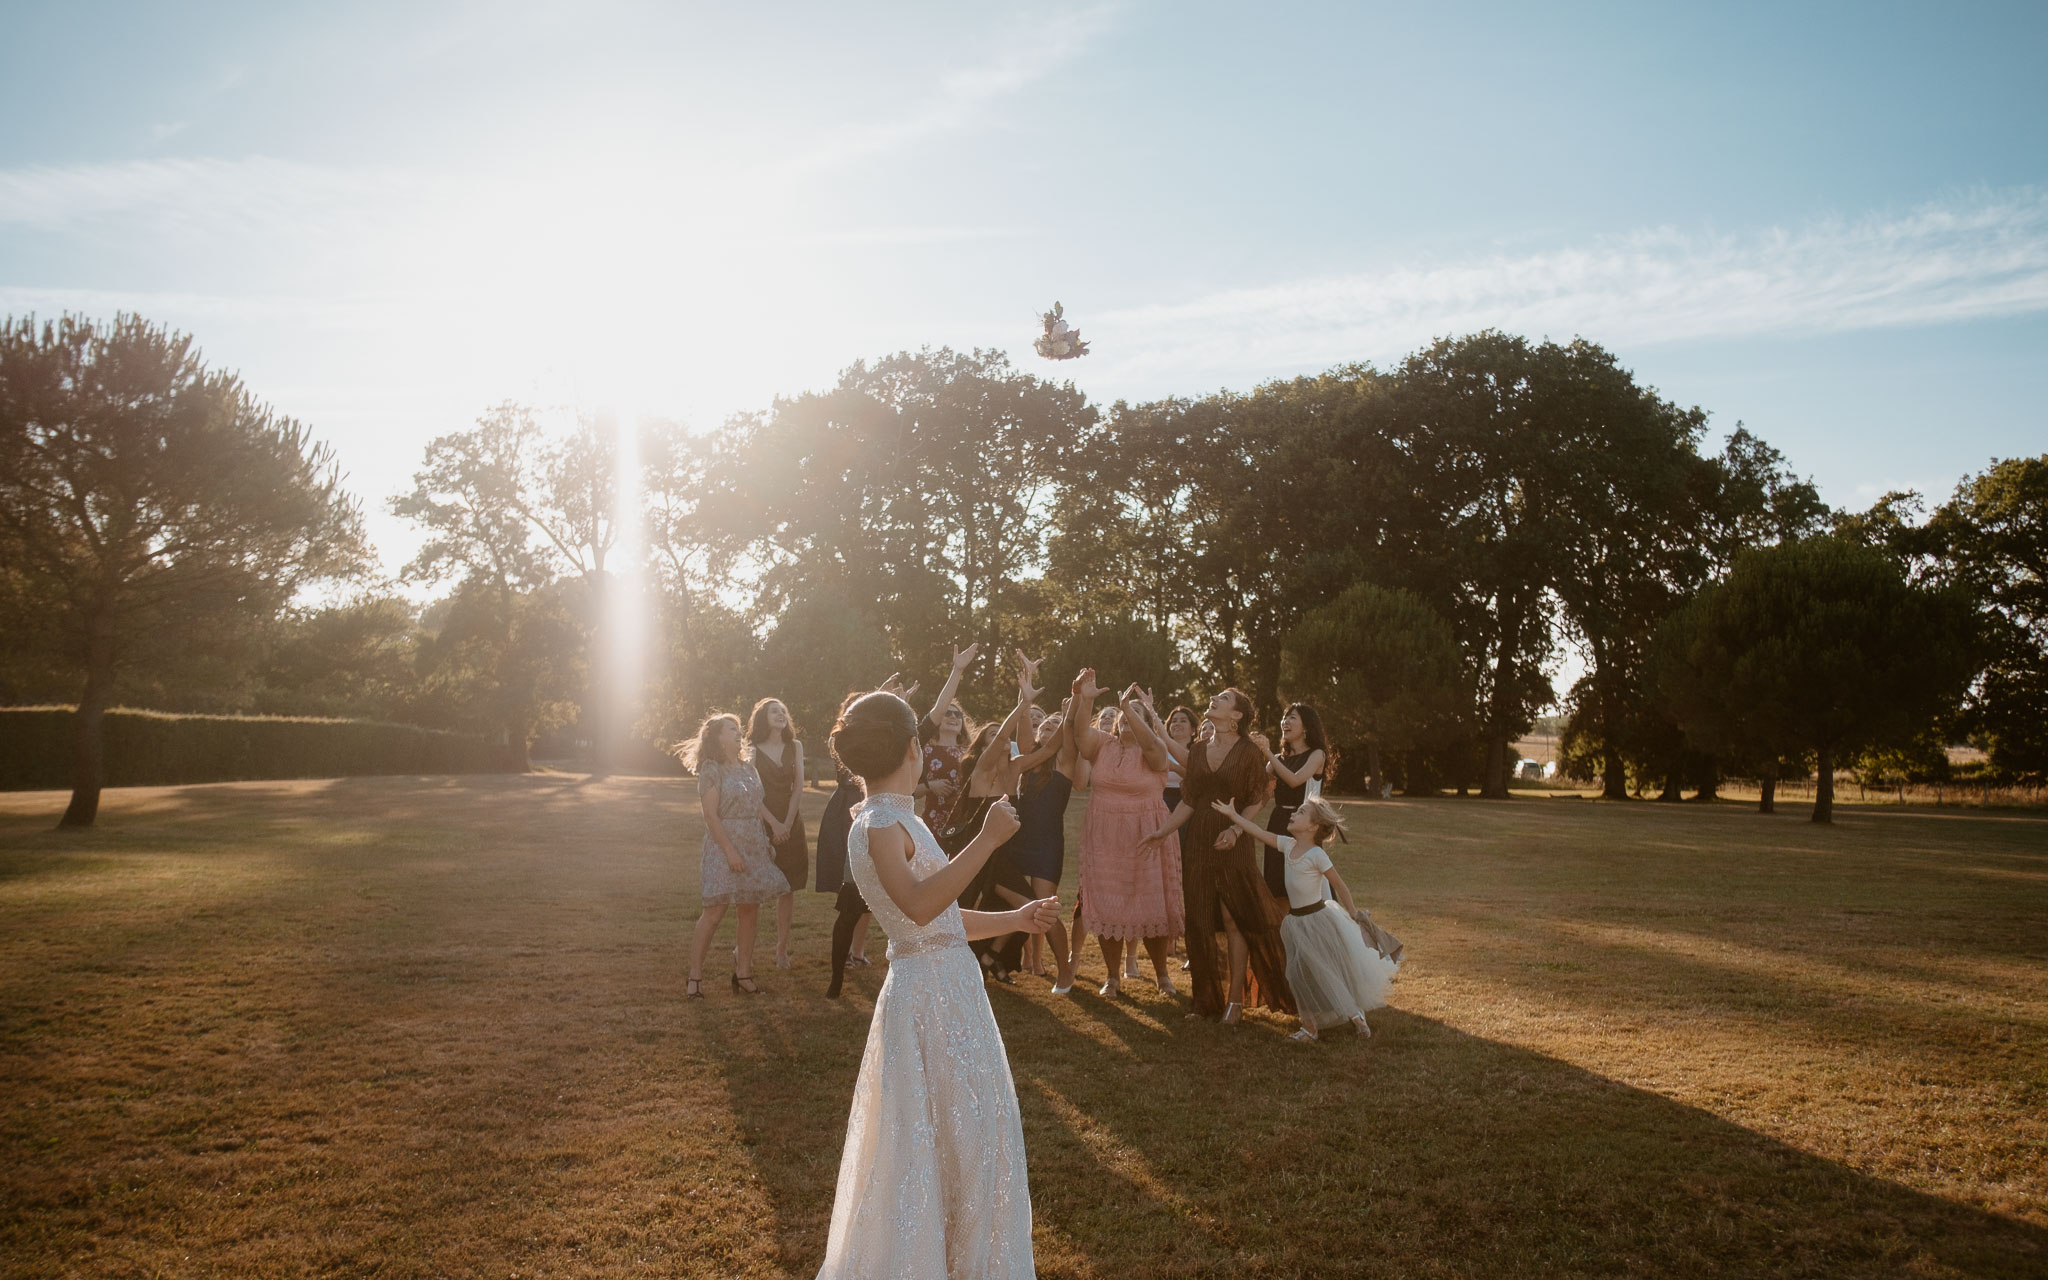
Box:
[1692,757,1719,803]
[1480,604,1519,799]
[1481,733,1510,799]
[1365,742,1383,799]
[1811,746,1834,824]
[1601,742,1627,799]
[1758,775,1776,814]
[59,649,113,829]
[1657,767,1682,802]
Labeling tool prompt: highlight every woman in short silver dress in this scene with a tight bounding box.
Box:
[682,713,790,997]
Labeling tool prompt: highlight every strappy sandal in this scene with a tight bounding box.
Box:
[1288,1028,1318,1044]
[686,978,704,1000]
[731,973,760,995]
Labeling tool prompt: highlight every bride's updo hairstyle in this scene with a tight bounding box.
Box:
[831,691,920,783]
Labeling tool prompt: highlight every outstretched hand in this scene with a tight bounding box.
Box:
[1013,895,1063,935]
[881,672,920,700]
[1209,798,1239,819]
[1072,668,1103,701]
[952,642,981,672]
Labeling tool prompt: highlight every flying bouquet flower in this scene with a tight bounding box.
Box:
[1033,301,1090,361]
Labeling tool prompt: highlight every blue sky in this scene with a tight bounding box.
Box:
[3,0,2044,577]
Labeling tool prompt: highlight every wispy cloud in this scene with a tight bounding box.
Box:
[0,156,404,236]
[1091,192,2048,383]
[762,3,1122,181]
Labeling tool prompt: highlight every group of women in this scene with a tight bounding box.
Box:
[679,644,1396,1041]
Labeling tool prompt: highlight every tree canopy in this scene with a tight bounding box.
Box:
[0,314,366,825]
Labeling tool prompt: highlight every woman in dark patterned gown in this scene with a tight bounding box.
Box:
[748,698,809,970]
[1145,689,1294,1021]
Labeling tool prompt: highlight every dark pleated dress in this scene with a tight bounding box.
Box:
[753,744,808,897]
[1180,736,1295,1018]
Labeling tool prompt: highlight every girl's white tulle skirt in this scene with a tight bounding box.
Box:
[1281,901,1398,1030]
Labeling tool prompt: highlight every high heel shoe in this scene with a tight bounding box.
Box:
[686,978,704,999]
[1352,1015,1373,1037]
[1222,1001,1243,1025]
[1098,977,1121,999]
[731,973,759,995]
[775,952,792,970]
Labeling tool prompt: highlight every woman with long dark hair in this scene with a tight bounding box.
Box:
[1143,689,1294,1022]
[1257,702,1329,900]
[681,713,791,997]
[747,697,807,969]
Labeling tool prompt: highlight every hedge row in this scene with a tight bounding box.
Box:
[0,706,519,790]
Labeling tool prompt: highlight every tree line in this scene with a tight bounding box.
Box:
[3,313,2041,826]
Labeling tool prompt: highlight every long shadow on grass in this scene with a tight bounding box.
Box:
[709,982,2047,1279]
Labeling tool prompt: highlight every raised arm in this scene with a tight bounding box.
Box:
[864,799,1021,926]
[1210,797,1284,850]
[1118,688,1173,772]
[1067,668,1108,761]
[971,660,1039,791]
[1012,694,1070,775]
[927,643,979,726]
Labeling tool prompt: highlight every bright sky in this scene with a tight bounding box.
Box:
[4,1,2045,580]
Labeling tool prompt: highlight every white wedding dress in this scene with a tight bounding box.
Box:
[816,791,1035,1279]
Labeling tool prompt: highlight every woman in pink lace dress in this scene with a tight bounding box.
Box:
[1072,672,1184,996]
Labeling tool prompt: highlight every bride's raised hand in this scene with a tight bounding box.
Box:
[980,797,1021,845]
[1014,895,1063,935]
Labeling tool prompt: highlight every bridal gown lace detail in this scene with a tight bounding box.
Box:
[816,791,1035,1279]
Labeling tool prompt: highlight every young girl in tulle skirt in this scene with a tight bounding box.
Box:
[1211,795,1396,1042]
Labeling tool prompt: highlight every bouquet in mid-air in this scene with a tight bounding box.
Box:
[1034,301,1089,360]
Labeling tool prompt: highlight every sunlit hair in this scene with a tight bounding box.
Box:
[1283,702,1331,773]
[1297,795,1348,845]
[746,697,798,752]
[1213,688,1255,734]
[830,691,920,783]
[677,713,742,772]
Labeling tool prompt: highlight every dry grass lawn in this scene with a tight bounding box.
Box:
[2,775,2044,1278]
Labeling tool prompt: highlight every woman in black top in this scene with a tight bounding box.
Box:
[1258,703,1329,900]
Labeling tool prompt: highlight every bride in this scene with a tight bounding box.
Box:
[817,680,1059,1279]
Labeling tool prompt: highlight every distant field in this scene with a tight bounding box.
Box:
[2,776,2044,1278]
